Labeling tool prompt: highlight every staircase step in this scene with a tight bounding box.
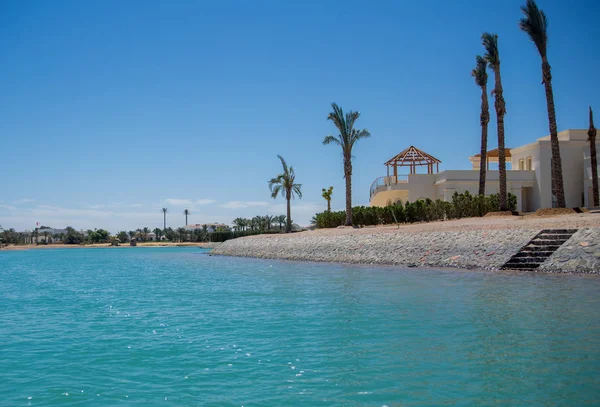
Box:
[505,257,548,264]
[534,234,573,240]
[514,251,554,258]
[521,245,561,252]
[529,239,570,246]
[501,229,578,271]
[540,229,578,234]
[501,263,540,270]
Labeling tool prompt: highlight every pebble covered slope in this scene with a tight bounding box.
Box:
[212,228,600,273]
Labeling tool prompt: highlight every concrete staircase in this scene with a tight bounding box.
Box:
[501,229,578,271]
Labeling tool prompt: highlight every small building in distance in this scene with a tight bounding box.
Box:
[184,223,228,233]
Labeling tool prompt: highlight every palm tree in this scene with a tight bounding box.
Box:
[153,227,163,241]
[142,227,150,242]
[323,103,371,226]
[177,227,187,242]
[322,186,334,212]
[161,207,168,230]
[268,155,302,233]
[128,230,136,241]
[275,215,286,230]
[472,55,490,197]
[519,0,565,208]
[589,106,599,207]
[183,209,190,226]
[264,214,274,230]
[232,217,245,232]
[482,33,508,211]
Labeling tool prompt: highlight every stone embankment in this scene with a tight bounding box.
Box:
[212,227,600,274]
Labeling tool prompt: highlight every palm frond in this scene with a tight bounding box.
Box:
[277,154,289,176]
[270,184,283,199]
[345,110,360,130]
[519,0,548,57]
[481,32,500,69]
[471,55,488,87]
[292,184,303,199]
[322,135,341,146]
[350,128,371,147]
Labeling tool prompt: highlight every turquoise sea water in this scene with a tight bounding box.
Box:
[1,248,599,406]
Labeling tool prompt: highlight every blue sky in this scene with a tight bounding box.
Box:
[1,0,599,232]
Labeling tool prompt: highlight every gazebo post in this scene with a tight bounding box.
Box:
[394,163,398,183]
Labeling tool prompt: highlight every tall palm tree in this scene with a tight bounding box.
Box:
[589,106,599,207]
[519,0,565,208]
[482,33,508,211]
[183,209,190,226]
[162,207,168,230]
[268,155,302,233]
[322,186,334,212]
[472,55,490,197]
[323,103,371,226]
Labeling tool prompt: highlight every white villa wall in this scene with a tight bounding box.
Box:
[370,130,599,211]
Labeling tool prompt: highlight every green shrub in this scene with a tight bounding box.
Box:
[313,192,518,228]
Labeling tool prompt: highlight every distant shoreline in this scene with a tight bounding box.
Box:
[1,242,219,251]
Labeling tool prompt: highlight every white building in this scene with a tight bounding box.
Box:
[184,223,227,233]
[369,129,599,212]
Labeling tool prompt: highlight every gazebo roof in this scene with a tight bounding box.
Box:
[473,148,512,159]
[384,145,441,167]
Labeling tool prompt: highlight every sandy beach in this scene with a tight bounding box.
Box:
[1,242,217,251]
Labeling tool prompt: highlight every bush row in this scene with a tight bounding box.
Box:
[314,191,517,228]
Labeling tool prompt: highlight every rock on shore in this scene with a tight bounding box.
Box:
[213,229,540,270]
[212,228,600,273]
[540,228,600,273]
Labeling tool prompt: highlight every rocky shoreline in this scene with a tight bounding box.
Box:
[212,227,600,274]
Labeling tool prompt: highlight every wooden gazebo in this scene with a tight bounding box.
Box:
[384,146,441,180]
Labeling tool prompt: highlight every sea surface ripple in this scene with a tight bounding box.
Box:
[1,248,599,406]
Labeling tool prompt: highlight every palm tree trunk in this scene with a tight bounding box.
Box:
[163,214,166,230]
[185,214,188,226]
[327,199,331,212]
[344,156,353,226]
[286,195,292,233]
[494,70,507,211]
[542,57,565,208]
[478,84,489,197]
[591,135,599,207]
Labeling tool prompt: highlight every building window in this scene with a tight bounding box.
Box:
[518,159,524,170]
[526,157,532,170]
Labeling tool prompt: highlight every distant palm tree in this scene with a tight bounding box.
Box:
[232,217,245,232]
[128,230,136,241]
[323,103,371,226]
[177,227,187,242]
[472,55,490,197]
[142,227,150,242]
[264,214,274,230]
[269,155,302,233]
[162,207,168,230]
[275,215,286,230]
[519,0,565,208]
[321,186,334,212]
[251,216,261,231]
[482,33,508,211]
[183,209,190,226]
[589,106,599,207]
[153,228,163,241]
